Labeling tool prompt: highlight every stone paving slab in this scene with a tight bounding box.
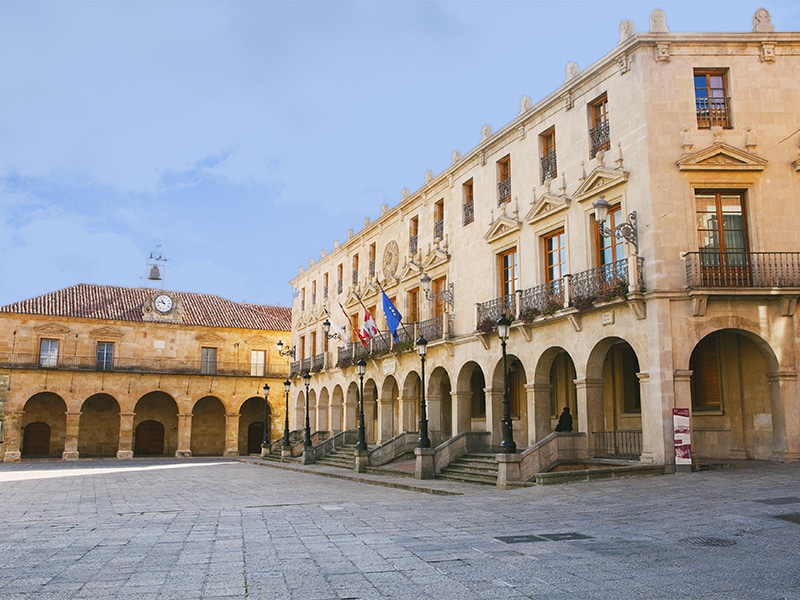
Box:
[0,458,799,599]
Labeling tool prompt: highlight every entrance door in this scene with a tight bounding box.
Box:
[696,190,750,286]
[134,420,165,455]
[247,421,266,454]
[23,422,51,456]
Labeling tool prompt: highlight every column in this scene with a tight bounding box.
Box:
[399,394,417,434]
[377,397,394,444]
[224,413,240,457]
[62,411,82,461]
[529,383,552,444]
[426,392,442,446]
[768,370,800,462]
[3,410,23,462]
[175,413,193,458]
[451,391,472,437]
[574,378,604,456]
[117,412,135,459]
[485,386,502,449]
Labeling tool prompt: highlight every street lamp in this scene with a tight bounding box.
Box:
[416,336,431,448]
[262,383,270,454]
[282,378,291,448]
[592,195,638,255]
[356,357,367,451]
[322,318,344,340]
[420,273,454,310]
[302,371,312,447]
[276,340,296,358]
[497,315,517,454]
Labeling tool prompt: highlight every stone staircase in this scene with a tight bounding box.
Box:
[437,453,499,486]
[315,444,358,470]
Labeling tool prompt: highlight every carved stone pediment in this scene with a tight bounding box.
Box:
[33,323,70,335]
[484,214,521,244]
[422,246,451,271]
[676,142,767,171]
[573,166,629,202]
[399,260,423,284]
[246,335,271,346]
[525,193,570,224]
[195,332,225,343]
[89,326,124,339]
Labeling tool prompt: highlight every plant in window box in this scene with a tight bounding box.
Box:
[520,306,541,325]
[392,340,413,355]
[598,278,629,303]
[337,356,354,369]
[289,370,299,379]
[541,297,562,316]
[572,294,597,312]
[476,317,495,334]
[311,362,323,373]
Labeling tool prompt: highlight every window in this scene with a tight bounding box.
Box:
[201,347,217,375]
[540,128,557,184]
[463,179,474,225]
[589,94,610,158]
[337,264,343,294]
[695,189,749,285]
[310,331,317,357]
[694,69,731,128]
[251,350,266,377]
[407,287,419,324]
[409,216,419,255]
[39,339,59,368]
[434,199,444,240]
[300,288,306,311]
[311,281,317,306]
[595,204,624,266]
[544,228,566,283]
[323,273,329,299]
[352,254,359,285]
[299,335,306,360]
[350,313,360,343]
[497,155,511,205]
[369,243,376,278]
[432,276,447,318]
[498,247,518,298]
[96,342,114,372]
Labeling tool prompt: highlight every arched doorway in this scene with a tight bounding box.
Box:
[533,347,578,445]
[378,376,399,443]
[239,396,271,455]
[134,420,165,455]
[690,329,773,460]
[22,422,51,457]
[191,396,226,456]
[456,362,486,435]
[429,366,452,444]
[79,394,120,457]
[490,354,528,450]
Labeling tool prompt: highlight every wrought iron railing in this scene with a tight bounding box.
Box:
[463,199,474,225]
[352,270,359,285]
[477,294,516,327]
[311,353,324,373]
[592,430,642,461]
[540,151,557,184]
[570,258,632,304]
[685,251,800,288]
[695,96,731,128]
[369,260,376,278]
[409,235,418,255]
[434,219,444,240]
[589,119,610,158]
[418,315,445,342]
[497,177,511,205]
[337,279,343,294]
[0,353,287,378]
[519,280,564,315]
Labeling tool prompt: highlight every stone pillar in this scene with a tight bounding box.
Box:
[117,412,135,459]
[3,410,23,462]
[224,413,240,457]
[355,448,369,473]
[426,392,442,445]
[62,411,82,461]
[377,397,394,444]
[485,386,502,449]
[530,383,552,444]
[574,378,604,457]
[451,391,472,437]
[175,413,193,458]
[496,452,522,489]
[671,370,693,472]
[414,447,435,479]
[769,370,800,462]
[399,394,417,434]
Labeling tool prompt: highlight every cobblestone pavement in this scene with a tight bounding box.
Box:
[1,458,799,599]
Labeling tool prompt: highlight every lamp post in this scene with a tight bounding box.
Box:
[276,340,296,358]
[282,379,291,448]
[592,195,638,255]
[416,336,430,448]
[261,383,270,455]
[420,273,454,310]
[497,315,517,454]
[302,371,312,447]
[356,357,367,451]
[322,318,344,340]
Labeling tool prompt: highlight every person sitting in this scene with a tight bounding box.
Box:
[555,407,573,432]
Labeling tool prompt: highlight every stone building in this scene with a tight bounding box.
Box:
[0,284,291,461]
[287,7,800,480]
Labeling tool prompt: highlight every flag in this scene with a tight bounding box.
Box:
[382,291,402,342]
[362,305,378,340]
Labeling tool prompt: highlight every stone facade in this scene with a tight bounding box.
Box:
[0,284,291,461]
[288,8,800,470]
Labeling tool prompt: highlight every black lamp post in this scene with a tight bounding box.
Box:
[322,318,343,340]
[282,378,291,448]
[416,336,430,448]
[592,195,638,255]
[497,316,517,453]
[261,383,270,453]
[303,371,312,447]
[356,357,367,451]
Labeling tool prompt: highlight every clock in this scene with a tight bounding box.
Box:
[382,240,399,279]
[153,293,174,314]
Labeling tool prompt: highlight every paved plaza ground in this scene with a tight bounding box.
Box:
[0,457,799,599]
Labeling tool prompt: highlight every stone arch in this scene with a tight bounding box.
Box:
[317,387,330,433]
[330,384,345,432]
[191,396,226,456]
[239,395,271,455]
[401,371,421,434]
[428,366,453,444]
[78,393,120,457]
[533,347,578,442]
[363,378,378,444]
[378,375,399,442]
[490,353,528,450]
[344,382,359,431]
[455,361,486,435]
[22,393,67,458]
[133,392,178,456]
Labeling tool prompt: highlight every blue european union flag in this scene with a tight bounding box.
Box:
[382,291,403,342]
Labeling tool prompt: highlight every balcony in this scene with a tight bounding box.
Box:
[589,119,610,158]
[463,199,474,225]
[434,219,444,240]
[685,251,800,288]
[0,353,287,378]
[497,177,511,205]
[540,152,557,184]
[409,234,418,255]
[695,96,731,128]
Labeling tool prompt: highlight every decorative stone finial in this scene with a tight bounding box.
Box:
[619,20,635,43]
[481,124,492,140]
[752,8,774,33]
[519,96,532,114]
[452,150,461,164]
[425,170,433,183]
[565,61,579,81]
[401,187,410,199]
[650,8,668,33]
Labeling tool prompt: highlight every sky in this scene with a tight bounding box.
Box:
[1,1,797,309]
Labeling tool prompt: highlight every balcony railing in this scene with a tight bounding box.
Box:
[434,219,444,240]
[540,151,557,184]
[409,234,418,255]
[695,96,731,128]
[463,199,474,225]
[592,430,642,461]
[685,251,800,288]
[0,353,287,378]
[589,119,610,158]
[476,294,516,327]
[311,353,324,373]
[369,260,376,278]
[497,177,511,205]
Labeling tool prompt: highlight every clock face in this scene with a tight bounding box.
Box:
[154,293,174,314]
[382,240,399,279]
